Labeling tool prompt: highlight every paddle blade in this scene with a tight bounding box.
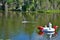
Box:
[38,31,44,35]
[54,32,57,36]
[53,26,58,30]
[37,26,44,31]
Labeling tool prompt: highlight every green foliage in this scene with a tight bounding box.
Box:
[1,0,60,12]
[45,10,60,13]
[7,0,13,3]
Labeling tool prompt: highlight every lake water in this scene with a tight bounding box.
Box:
[0,11,60,40]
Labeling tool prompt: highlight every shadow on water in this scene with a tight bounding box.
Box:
[0,11,60,40]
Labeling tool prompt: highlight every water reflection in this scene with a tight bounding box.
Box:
[0,11,60,40]
[32,30,60,40]
[31,28,47,40]
[10,32,30,40]
[9,28,60,40]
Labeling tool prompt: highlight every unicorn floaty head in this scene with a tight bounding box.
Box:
[48,22,52,30]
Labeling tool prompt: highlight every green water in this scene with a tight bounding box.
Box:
[0,11,60,40]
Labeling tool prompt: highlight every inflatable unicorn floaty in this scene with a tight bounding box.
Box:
[37,22,58,38]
